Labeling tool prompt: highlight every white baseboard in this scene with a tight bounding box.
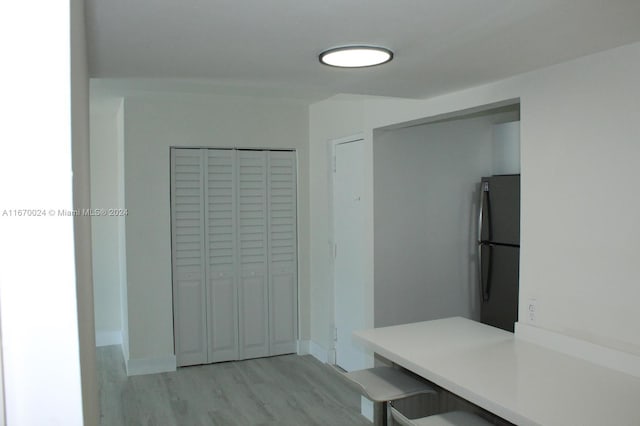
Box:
[297,339,311,355]
[309,340,331,364]
[95,330,122,347]
[515,322,640,378]
[125,354,177,376]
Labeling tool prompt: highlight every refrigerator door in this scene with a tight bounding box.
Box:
[480,244,519,332]
[480,175,520,245]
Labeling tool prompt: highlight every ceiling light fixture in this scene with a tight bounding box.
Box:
[319,45,393,68]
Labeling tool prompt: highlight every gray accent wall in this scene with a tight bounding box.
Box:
[373,112,518,328]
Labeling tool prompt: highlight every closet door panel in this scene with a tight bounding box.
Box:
[239,273,269,358]
[174,278,205,361]
[271,272,296,347]
[267,151,298,355]
[171,149,208,366]
[206,149,239,362]
[208,275,237,361]
[237,151,269,359]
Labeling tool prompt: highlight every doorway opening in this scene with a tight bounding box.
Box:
[372,101,521,330]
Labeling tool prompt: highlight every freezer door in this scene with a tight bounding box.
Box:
[480,175,520,245]
[480,244,519,332]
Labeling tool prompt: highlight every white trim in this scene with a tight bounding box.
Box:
[125,354,177,376]
[95,330,122,347]
[327,348,336,365]
[300,340,337,365]
[297,339,310,355]
[295,151,303,364]
[121,342,129,366]
[331,133,365,146]
[515,322,640,378]
[309,340,331,363]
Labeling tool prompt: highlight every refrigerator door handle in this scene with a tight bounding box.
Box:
[477,181,488,244]
[478,182,490,301]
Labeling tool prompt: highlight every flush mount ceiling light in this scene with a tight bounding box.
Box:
[319,45,393,68]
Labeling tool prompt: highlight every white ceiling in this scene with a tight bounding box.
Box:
[86,0,640,99]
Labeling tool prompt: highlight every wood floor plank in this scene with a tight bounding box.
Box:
[97,346,371,425]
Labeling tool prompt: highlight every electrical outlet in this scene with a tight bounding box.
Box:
[528,298,537,323]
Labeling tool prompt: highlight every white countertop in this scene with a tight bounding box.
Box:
[353,317,640,426]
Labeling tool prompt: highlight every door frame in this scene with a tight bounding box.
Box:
[328,133,364,366]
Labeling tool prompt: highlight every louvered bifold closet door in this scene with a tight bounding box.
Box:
[267,151,298,355]
[205,149,239,362]
[171,149,208,367]
[237,151,270,359]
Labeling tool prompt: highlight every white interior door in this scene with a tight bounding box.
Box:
[206,149,239,362]
[267,151,298,355]
[333,138,367,372]
[237,150,270,359]
[171,148,208,367]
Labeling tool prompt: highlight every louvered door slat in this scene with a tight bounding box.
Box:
[267,151,298,356]
[237,151,269,360]
[206,149,239,362]
[171,148,208,367]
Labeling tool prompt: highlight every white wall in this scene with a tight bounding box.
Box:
[122,93,310,369]
[310,40,640,359]
[70,0,99,422]
[90,99,123,346]
[516,44,640,354]
[374,116,499,327]
[0,1,87,424]
[492,121,520,175]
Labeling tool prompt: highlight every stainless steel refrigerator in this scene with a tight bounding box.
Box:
[477,174,520,332]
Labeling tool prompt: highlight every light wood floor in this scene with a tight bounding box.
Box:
[97,346,371,426]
